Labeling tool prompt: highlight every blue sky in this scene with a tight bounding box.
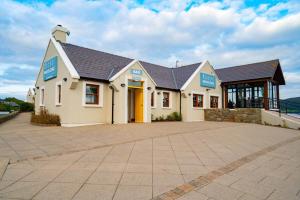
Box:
[0,0,300,100]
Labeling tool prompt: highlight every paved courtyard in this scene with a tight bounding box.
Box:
[0,113,299,200]
[0,113,241,162]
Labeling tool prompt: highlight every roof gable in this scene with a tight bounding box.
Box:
[60,42,134,81]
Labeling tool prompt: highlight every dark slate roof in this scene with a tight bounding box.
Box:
[215,59,284,84]
[60,42,134,81]
[60,42,201,90]
[173,63,201,89]
[140,61,177,89]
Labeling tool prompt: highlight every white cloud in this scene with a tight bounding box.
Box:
[284,72,300,83]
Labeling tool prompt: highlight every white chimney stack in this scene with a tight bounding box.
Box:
[51,25,70,43]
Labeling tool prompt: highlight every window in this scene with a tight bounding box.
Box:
[227,88,236,108]
[85,84,99,105]
[56,82,62,106]
[193,94,203,108]
[162,92,170,108]
[40,87,45,106]
[151,91,155,107]
[210,96,218,108]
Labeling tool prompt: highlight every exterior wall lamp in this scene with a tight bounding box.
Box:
[63,77,67,82]
[36,86,39,90]
[188,93,191,96]
[147,87,151,90]
[120,83,126,87]
[157,91,161,95]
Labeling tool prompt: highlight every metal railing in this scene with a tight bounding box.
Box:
[228,97,300,119]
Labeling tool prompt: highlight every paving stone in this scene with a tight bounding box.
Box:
[97,163,127,172]
[231,178,275,199]
[113,185,152,200]
[177,191,208,200]
[32,182,82,200]
[54,169,93,183]
[22,169,63,182]
[213,174,240,186]
[120,173,152,186]
[72,184,116,200]
[197,182,244,200]
[1,168,33,181]
[179,165,208,175]
[0,181,48,199]
[87,171,122,185]
[125,163,152,173]
[154,164,181,175]
[153,173,185,186]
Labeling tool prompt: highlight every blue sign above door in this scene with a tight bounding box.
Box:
[200,73,216,88]
[131,69,143,76]
[43,56,58,81]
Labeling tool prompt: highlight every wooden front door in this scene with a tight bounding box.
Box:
[134,89,144,123]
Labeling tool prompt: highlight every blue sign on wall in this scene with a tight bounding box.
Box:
[43,56,58,81]
[200,73,216,88]
[131,69,143,76]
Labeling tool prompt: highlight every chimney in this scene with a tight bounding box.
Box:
[51,25,70,43]
[175,60,180,68]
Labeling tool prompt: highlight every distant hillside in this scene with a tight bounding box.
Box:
[0,97,33,112]
[281,97,300,113]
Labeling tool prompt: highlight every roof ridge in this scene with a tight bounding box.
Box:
[216,59,279,71]
[179,62,202,68]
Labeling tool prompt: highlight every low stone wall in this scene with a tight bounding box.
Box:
[204,108,262,124]
[0,111,19,124]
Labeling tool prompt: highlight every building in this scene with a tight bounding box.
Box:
[26,88,34,103]
[34,25,285,127]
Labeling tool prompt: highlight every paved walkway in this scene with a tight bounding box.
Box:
[0,115,299,200]
[0,113,241,162]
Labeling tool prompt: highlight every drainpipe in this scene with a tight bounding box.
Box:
[221,86,224,109]
[109,85,115,124]
[179,91,182,120]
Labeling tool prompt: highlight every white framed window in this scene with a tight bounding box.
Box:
[40,86,45,107]
[162,91,172,109]
[55,81,62,106]
[82,81,103,107]
[151,91,156,108]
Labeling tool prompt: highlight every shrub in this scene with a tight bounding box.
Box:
[169,112,182,121]
[31,109,60,126]
[0,103,11,112]
[20,102,34,112]
[152,112,182,122]
[159,115,165,121]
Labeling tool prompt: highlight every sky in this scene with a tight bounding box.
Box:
[0,0,299,100]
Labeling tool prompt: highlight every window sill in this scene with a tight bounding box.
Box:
[83,104,103,108]
[162,107,172,109]
[193,107,204,110]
